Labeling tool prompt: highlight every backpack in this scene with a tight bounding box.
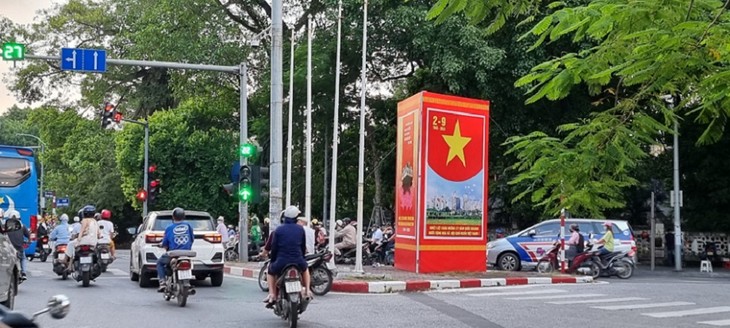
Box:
[576,233,585,253]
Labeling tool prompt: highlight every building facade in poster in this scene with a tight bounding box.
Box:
[394,91,489,274]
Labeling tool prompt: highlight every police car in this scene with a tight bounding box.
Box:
[487,218,636,271]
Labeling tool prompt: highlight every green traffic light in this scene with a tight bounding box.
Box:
[238,185,252,202]
[240,143,256,157]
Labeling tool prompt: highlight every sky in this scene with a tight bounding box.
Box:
[0,0,64,114]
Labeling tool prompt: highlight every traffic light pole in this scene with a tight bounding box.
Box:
[238,63,250,263]
[121,118,150,218]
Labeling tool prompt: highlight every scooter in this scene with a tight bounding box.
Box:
[32,236,50,263]
[270,265,311,328]
[536,240,597,276]
[95,243,114,273]
[161,250,197,307]
[0,295,70,328]
[51,243,71,280]
[536,237,634,279]
[258,250,336,296]
[72,245,102,287]
[589,245,634,279]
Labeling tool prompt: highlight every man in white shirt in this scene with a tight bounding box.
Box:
[297,217,316,255]
[216,216,230,244]
[98,209,116,258]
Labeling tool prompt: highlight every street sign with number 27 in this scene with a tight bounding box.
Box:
[1,42,25,60]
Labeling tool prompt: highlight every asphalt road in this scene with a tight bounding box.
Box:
[11,251,730,328]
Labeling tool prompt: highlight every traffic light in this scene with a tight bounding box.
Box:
[238,165,252,202]
[148,164,160,205]
[250,165,269,204]
[135,189,147,202]
[101,102,116,129]
[222,183,236,196]
[240,143,256,158]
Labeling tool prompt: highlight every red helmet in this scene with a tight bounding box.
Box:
[101,209,112,220]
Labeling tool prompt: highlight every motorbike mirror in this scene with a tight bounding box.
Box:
[528,229,536,237]
[589,233,594,239]
[47,295,70,319]
[126,227,137,235]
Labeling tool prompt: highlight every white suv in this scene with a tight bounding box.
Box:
[129,210,225,287]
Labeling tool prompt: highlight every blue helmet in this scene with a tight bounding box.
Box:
[79,205,96,219]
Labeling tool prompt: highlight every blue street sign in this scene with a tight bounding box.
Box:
[56,198,70,208]
[43,190,54,198]
[60,47,107,73]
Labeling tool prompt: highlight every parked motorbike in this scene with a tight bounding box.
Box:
[270,265,310,328]
[51,244,71,280]
[225,235,239,261]
[161,250,197,307]
[95,243,114,273]
[72,244,102,287]
[258,250,335,296]
[0,294,69,328]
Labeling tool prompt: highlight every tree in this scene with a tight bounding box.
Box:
[430,0,730,218]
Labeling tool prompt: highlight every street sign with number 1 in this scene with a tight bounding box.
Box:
[1,42,25,61]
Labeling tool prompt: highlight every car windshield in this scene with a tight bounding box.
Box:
[152,215,214,232]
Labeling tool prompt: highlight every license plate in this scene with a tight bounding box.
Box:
[177,270,193,280]
[101,253,111,259]
[80,256,92,264]
[58,254,66,260]
[326,262,336,270]
[43,245,50,249]
[285,281,302,293]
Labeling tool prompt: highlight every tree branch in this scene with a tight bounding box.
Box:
[217,0,260,33]
[698,0,730,45]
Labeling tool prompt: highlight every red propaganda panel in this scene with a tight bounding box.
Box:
[423,108,487,240]
[395,108,419,238]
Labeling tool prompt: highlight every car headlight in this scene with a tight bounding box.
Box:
[487,242,495,249]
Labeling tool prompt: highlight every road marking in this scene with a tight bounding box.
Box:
[432,284,554,294]
[469,289,566,297]
[643,306,730,318]
[506,293,606,300]
[548,297,648,305]
[698,319,730,326]
[107,268,127,276]
[593,301,694,311]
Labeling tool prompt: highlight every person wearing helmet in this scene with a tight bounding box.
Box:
[98,209,116,258]
[216,216,230,244]
[70,216,81,238]
[263,206,311,307]
[4,210,30,280]
[262,217,270,244]
[311,219,327,248]
[335,219,344,231]
[157,207,194,292]
[49,214,71,260]
[594,222,615,256]
[250,217,262,250]
[66,205,102,266]
[565,224,584,263]
[334,217,357,256]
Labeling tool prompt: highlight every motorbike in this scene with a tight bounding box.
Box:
[32,236,50,262]
[224,235,239,261]
[95,243,114,273]
[536,236,633,279]
[51,243,71,280]
[258,250,335,296]
[72,244,102,287]
[270,265,311,328]
[335,239,375,265]
[0,295,70,328]
[590,246,634,279]
[161,250,197,307]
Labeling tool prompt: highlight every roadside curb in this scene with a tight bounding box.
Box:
[223,264,593,293]
[329,276,593,293]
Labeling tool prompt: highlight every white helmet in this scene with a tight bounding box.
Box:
[6,210,20,220]
[283,206,301,220]
[73,216,80,223]
[60,214,69,222]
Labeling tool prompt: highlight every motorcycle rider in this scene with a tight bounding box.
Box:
[157,207,194,292]
[296,217,315,255]
[49,214,71,256]
[98,209,116,258]
[216,216,230,244]
[566,224,584,264]
[334,218,357,256]
[4,210,29,280]
[594,222,615,256]
[263,206,312,307]
[70,216,81,237]
[66,205,101,268]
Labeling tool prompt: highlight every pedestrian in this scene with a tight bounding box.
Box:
[4,210,30,280]
[217,216,230,244]
[262,217,270,243]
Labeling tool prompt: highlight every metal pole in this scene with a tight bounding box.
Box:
[270,0,284,230]
[305,16,313,223]
[672,116,682,271]
[143,123,149,218]
[323,130,328,224]
[650,192,655,271]
[239,63,249,262]
[286,29,295,208]
[354,0,369,273]
[560,208,566,273]
[329,0,343,262]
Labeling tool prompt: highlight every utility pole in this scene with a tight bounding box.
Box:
[239,63,249,262]
[329,0,344,263]
[354,0,369,273]
[270,0,284,229]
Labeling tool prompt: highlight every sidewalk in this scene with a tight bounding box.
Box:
[634,262,730,279]
[224,261,593,293]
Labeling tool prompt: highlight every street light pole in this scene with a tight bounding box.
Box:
[16,133,46,214]
[662,95,683,271]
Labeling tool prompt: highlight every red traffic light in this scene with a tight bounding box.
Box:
[150,180,160,188]
[113,112,123,123]
[105,103,114,112]
[149,165,157,173]
[135,189,148,201]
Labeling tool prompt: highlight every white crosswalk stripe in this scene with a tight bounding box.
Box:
[699,319,730,326]
[593,301,694,311]
[643,306,730,318]
[547,297,648,305]
[468,289,566,297]
[506,293,606,300]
